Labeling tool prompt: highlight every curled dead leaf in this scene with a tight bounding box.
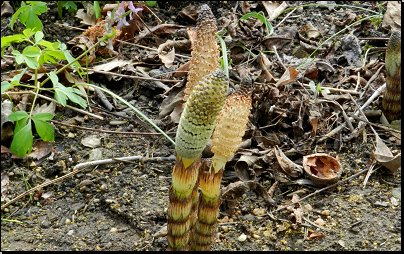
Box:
[274,67,299,87]
[274,146,303,178]
[372,135,401,172]
[303,153,342,186]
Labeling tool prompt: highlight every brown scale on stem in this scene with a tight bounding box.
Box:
[382,30,401,121]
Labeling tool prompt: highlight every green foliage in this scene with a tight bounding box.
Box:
[8,111,54,158]
[216,33,230,79]
[309,81,330,98]
[58,1,78,19]
[145,1,156,7]
[1,26,88,157]
[239,11,273,37]
[93,1,102,19]
[9,1,48,31]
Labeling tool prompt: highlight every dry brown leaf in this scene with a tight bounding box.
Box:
[157,40,176,68]
[382,1,401,32]
[26,141,53,160]
[241,1,251,14]
[234,154,258,181]
[174,62,190,77]
[274,67,299,87]
[305,22,321,40]
[75,8,97,26]
[1,1,14,17]
[274,146,303,178]
[303,153,342,186]
[372,135,401,172]
[262,1,288,21]
[308,232,324,240]
[177,5,198,21]
[257,54,274,82]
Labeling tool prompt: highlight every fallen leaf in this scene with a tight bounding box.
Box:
[27,141,53,160]
[158,40,176,68]
[274,146,303,178]
[303,153,342,185]
[75,8,97,26]
[262,1,288,21]
[275,67,299,87]
[372,135,401,172]
[382,1,401,32]
[308,232,324,240]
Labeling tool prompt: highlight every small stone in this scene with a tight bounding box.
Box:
[374,201,388,207]
[110,227,118,233]
[221,226,229,233]
[338,239,346,247]
[220,216,229,223]
[252,208,266,216]
[238,233,247,242]
[252,234,260,239]
[65,218,71,225]
[159,187,168,191]
[391,197,399,206]
[263,231,272,237]
[67,230,74,236]
[315,218,325,226]
[68,132,75,138]
[321,210,330,216]
[304,204,313,211]
[392,188,401,201]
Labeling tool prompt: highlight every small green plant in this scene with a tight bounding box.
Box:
[309,81,330,98]
[2,2,171,158]
[1,28,88,157]
[238,11,274,38]
[216,32,231,78]
[57,1,78,19]
[9,1,48,31]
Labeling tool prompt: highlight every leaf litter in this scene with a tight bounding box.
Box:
[0,1,401,251]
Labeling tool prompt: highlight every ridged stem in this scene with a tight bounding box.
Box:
[167,157,201,251]
[191,159,224,251]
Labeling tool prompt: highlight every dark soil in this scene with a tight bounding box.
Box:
[1,1,401,251]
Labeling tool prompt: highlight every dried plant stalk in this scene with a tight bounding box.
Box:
[183,4,220,102]
[382,30,401,121]
[168,70,228,250]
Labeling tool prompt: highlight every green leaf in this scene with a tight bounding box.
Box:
[1,68,28,93]
[24,56,40,69]
[93,1,101,19]
[22,28,36,39]
[49,72,87,108]
[239,12,273,37]
[19,1,48,31]
[9,2,27,31]
[38,40,59,50]
[59,42,84,77]
[145,1,156,7]
[34,31,44,43]
[8,110,29,121]
[10,120,33,158]
[62,1,77,12]
[1,34,26,48]
[22,46,41,57]
[32,112,54,121]
[1,81,13,94]
[44,48,66,60]
[32,114,54,141]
